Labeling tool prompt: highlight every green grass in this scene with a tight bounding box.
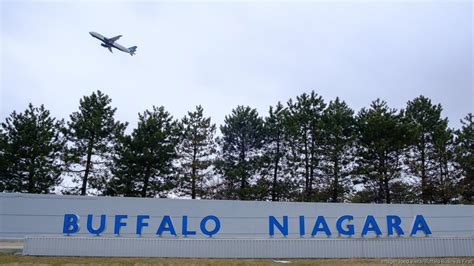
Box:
[1,254,473,266]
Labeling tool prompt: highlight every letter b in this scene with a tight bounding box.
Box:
[63,214,79,234]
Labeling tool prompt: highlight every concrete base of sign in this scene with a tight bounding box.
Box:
[23,236,474,258]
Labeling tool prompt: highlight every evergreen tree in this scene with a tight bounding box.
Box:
[108,106,179,197]
[404,96,447,203]
[286,91,326,201]
[351,189,375,203]
[216,106,265,200]
[0,129,7,191]
[355,99,409,203]
[261,103,295,201]
[0,104,65,193]
[176,105,217,199]
[320,98,355,202]
[106,133,137,197]
[431,123,459,204]
[389,180,418,203]
[66,91,126,195]
[455,113,473,204]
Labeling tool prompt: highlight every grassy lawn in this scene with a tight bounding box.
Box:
[0,254,473,265]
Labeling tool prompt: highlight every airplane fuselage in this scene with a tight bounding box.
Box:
[89,31,136,56]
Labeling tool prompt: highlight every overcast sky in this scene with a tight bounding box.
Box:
[1,0,472,130]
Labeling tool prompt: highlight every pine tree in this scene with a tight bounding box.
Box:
[430,123,459,204]
[108,106,179,197]
[455,113,473,204]
[176,105,217,199]
[355,99,409,203]
[0,104,66,193]
[320,97,355,202]
[261,102,295,201]
[0,129,7,191]
[286,91,326,201]
[404,96,447,203]
[66,91,126,195]
[106,133,137,197]
[216,106,265,200]
[390,181,417,203]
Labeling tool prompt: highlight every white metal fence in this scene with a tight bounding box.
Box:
[23,236,474,258]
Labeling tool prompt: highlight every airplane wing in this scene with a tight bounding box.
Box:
[108,47,113,53]
[108,35,122,43]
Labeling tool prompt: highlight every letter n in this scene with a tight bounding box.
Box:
[269,216,288,237]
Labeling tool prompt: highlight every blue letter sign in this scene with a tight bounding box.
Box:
[61,213,432,238]
[63,214,79,235]
[156,216,177,236]
[269,216,288,237]
[87,214,106,236]
[311,216,332,237]
[200,215,221,237]
[136,215,150,235]
[411,215,432,236]
[387,215,404,236]
[114,215,128,235]
[182,215,197,236]
[336,215,354,236]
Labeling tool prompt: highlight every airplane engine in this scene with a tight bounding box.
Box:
[101,43,108,48]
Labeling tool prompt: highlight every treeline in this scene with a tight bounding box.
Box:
[0,90,472,204]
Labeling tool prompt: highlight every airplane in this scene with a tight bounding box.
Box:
[89,31,137,56]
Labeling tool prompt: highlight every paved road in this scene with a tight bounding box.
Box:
[0,241,23,247]
[0,240,23,253]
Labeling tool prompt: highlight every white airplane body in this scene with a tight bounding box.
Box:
[89,31,137,56]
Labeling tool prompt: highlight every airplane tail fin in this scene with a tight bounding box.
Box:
[128,46,137,56]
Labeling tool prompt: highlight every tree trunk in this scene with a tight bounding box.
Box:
[239,135,247,200]
[27,169,35,193]
[421,146,427,204]
[377,156,384,203]
[142,165,150,198]
[309,138,315,201]
[81,139,94,196]
[440,156,449,204]
[272,138,281,201]
[332,157,339,202]
[303,132,310,201]
[27,155,36,193]
[191,144,197,199]
[384,176,391,204]
[383,156,391,204]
